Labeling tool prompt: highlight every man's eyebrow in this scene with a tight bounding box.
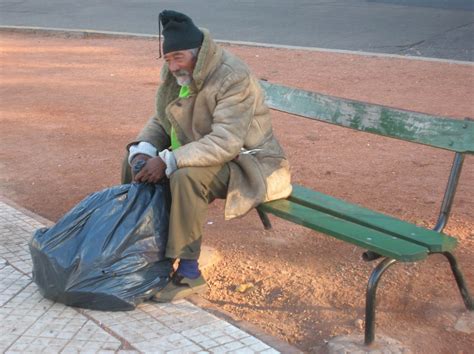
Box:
[165,54,181,59]
[164,52,185,61]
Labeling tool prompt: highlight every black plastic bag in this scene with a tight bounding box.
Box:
[29,182,172,311]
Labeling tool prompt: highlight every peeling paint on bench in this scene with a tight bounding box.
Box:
[260,81,474,154]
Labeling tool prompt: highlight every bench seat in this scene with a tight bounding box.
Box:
[260,185,457,262]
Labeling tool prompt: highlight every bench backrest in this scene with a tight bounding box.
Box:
[260,81,474,154]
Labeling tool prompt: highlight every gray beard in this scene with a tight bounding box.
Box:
[173,69,192,86]
[176,75,192,86]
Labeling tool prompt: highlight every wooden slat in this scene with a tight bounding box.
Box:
[260,200,428,262]
[289,185,457,253]
[260,81,474,154]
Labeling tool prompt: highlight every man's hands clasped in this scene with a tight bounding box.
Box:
[132,155,167,184]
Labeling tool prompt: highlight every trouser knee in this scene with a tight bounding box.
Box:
[170,167,207,197]
[170,167,204,183]
[170,165,229,202]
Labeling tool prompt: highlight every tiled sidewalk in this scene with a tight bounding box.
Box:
[0,200,284,353]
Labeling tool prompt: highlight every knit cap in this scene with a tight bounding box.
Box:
[159,10,203,55]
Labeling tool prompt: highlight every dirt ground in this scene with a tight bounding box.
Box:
[1,32,473,353]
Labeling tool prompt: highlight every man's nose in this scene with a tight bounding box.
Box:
[168,61,179,72]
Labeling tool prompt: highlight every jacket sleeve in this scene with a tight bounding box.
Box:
[126,114,171,152]
[126,67,174,152]
[173,73,255,167]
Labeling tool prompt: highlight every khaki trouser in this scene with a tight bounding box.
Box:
[122,157,230,260]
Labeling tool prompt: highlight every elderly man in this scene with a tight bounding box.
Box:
[122,10,291,302]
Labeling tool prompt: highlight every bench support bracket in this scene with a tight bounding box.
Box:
[441,251,473,310]
[364,252,472,346]
[365,257,397,345]
[256,207,272,230]
[434,152,465,232]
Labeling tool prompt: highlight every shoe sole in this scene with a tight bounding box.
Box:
[151,283,208,303]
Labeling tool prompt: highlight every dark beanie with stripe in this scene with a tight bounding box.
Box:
[159,10,203,55]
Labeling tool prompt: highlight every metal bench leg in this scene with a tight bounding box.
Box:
[442,251,473,310]
[365,258,397,345]
[256,207,272,230]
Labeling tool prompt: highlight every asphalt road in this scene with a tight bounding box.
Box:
[0,0,473,61]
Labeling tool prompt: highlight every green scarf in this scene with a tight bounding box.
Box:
[170,85,190,150]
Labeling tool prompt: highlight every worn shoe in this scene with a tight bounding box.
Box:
[152,273,208,303]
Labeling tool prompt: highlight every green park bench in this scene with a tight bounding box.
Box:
[256,80,474,345]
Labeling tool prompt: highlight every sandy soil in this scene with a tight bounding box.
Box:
[1,32,473,353]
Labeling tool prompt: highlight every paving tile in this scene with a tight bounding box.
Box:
[228,348,255,354]
[0,283,52,351]
[0,262,31,306]
[241,336,262,346]
[0,334,18,351]
[6,336,69,353]
[137,332,194,351]
[61,336,121,352]
[0,202,36,275]
[260,349,281,354]
[220,340,247,351]
[0,281,121,353]
[165,344,204,353]
[199,338,220,349]
[250,341,272,351]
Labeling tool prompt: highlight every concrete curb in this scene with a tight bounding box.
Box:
[188,295,303,354]
[1,25,473,66]
[0,195,54,227]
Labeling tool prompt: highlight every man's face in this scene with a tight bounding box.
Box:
[164,50,197,86]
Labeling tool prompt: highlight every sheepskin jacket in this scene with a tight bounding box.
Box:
[132,29,292,219]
